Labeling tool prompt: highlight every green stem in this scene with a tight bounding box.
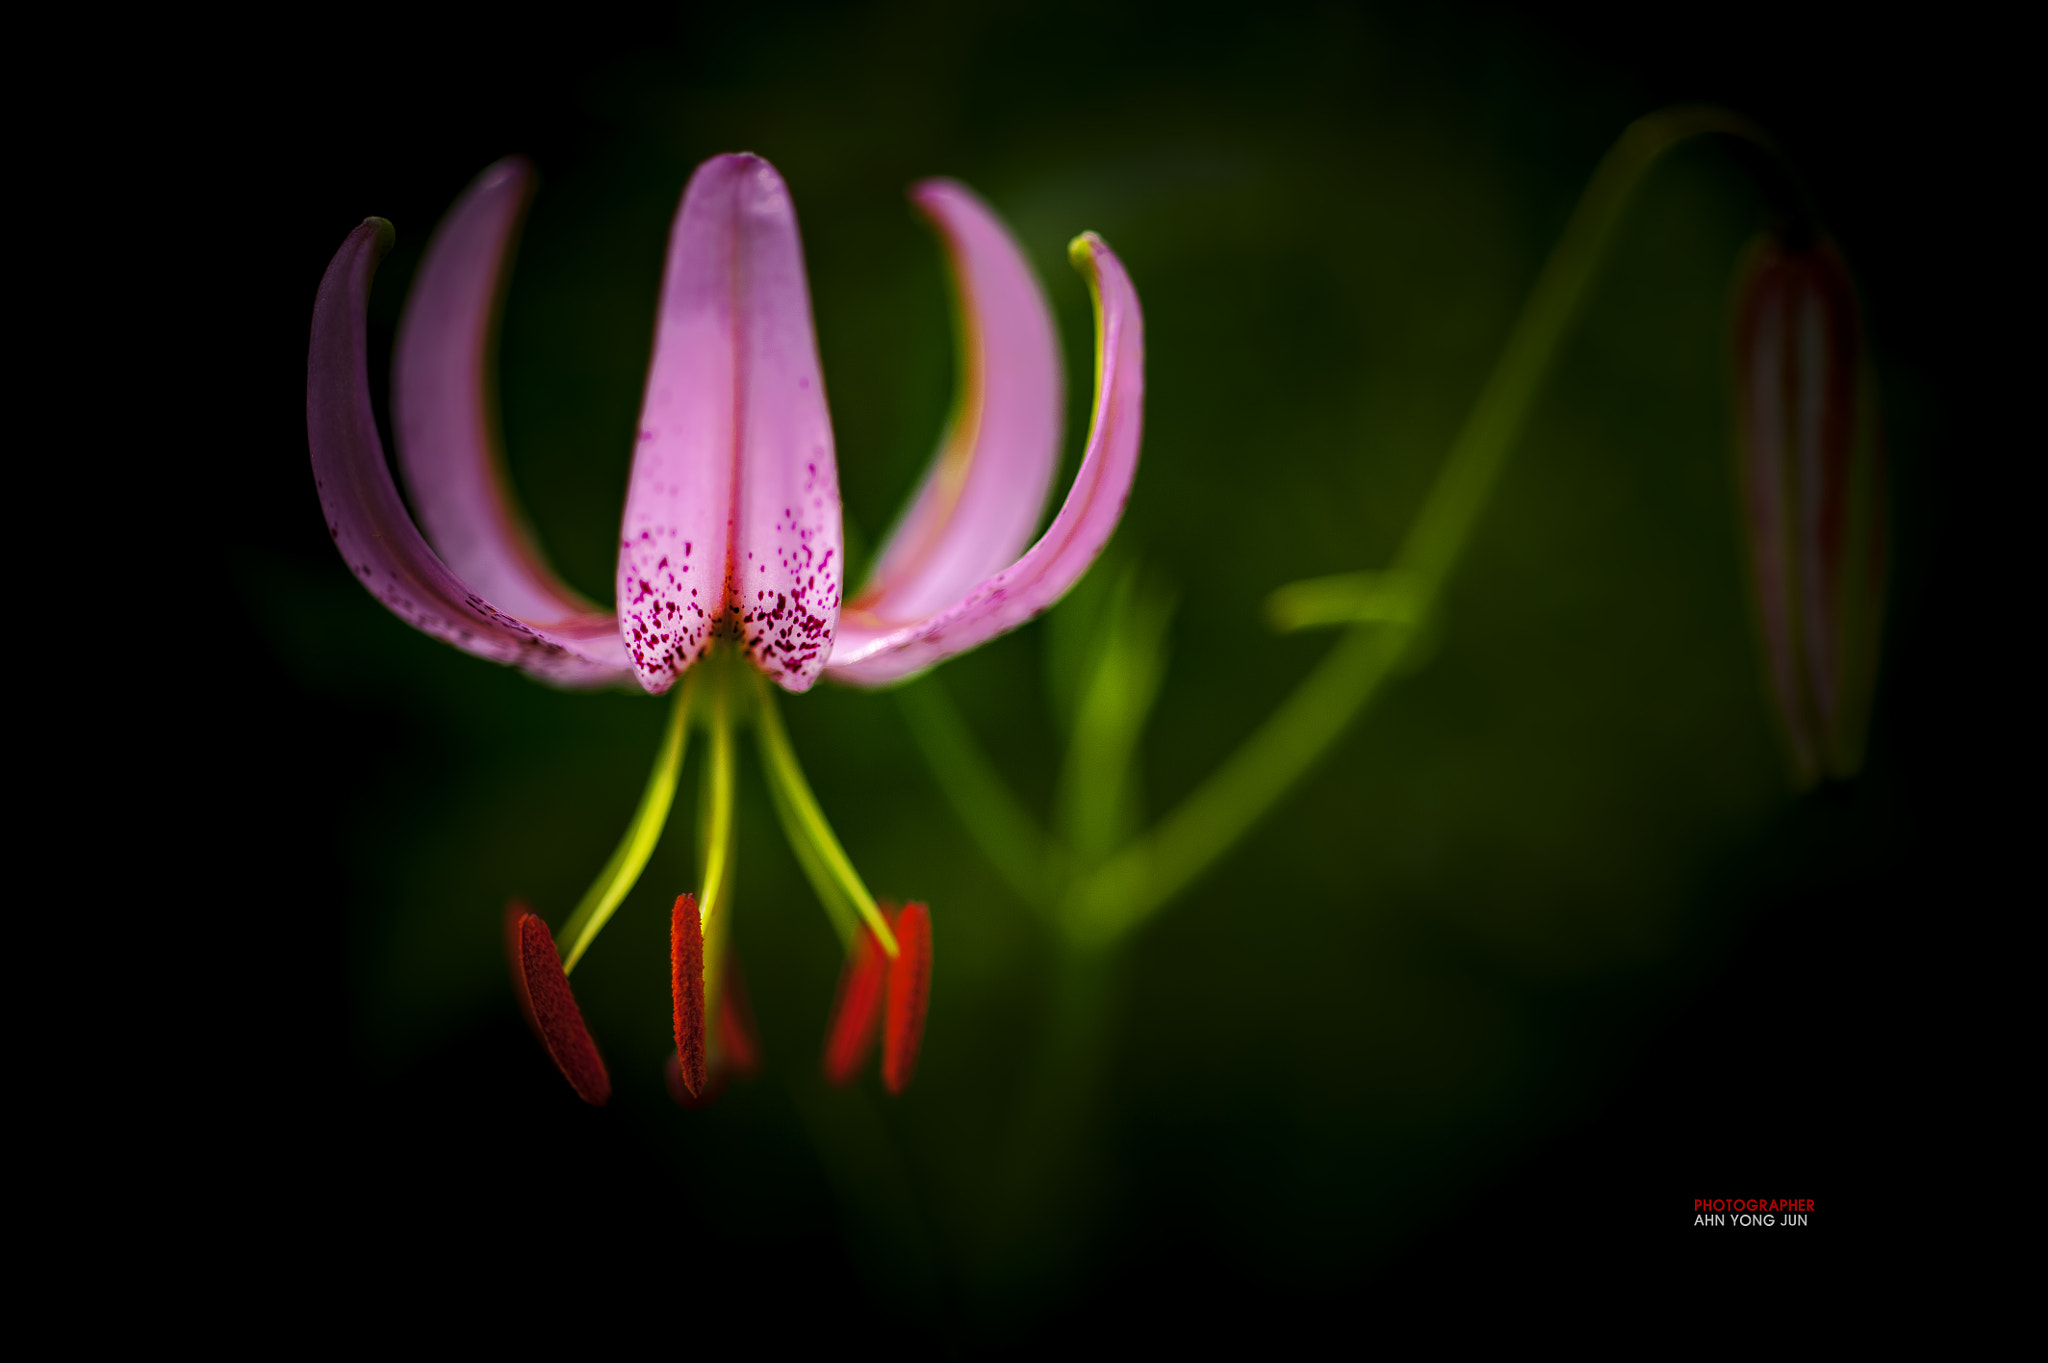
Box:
[557,675,692,973]
[1063,623,1412,944]
[753,671,899,956]
[1066,105,1781,946]
[895,677,1054,910]
[1396,105,1770,586]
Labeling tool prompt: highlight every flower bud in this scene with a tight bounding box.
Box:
[1731,234,1888,787]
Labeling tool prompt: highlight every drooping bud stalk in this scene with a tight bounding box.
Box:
[505,902,611,1105]
[1732,234,1888,786]
[671,893,707,1098]
[821,909,890,1086]
[883,902,933,1095]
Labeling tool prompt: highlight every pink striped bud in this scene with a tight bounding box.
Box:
[1732,235,1888,787]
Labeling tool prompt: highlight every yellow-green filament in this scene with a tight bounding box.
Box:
[558,675,694,973]
[751,670,899,956]
[697,660,738,1033]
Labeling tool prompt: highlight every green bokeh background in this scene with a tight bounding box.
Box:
[212,0,1974,1331]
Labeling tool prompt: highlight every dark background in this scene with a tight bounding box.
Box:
[145,0,2007,1337]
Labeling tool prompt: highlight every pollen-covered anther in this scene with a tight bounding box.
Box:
[671,893,707,1098]
[883,902,933,1095]
[666,954,758,1109]
[505,902,611,1105]
[821,909,891,1086]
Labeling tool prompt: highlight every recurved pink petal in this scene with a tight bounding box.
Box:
[847,180,1063,626]
[618,155,843,694]
[308,220,633,688]
[393,158,623,652]
[827,233,1144,686]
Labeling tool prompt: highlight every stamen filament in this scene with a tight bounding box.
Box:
[765,769,861,948]
[558,675,693,973]
[698,658,738,1034]
[751,670,900,957]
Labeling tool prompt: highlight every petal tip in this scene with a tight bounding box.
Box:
[697,151,784,194]
[908,177,968,211]
[476,155,535,193]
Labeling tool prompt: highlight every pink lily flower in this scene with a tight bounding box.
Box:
[307,152,1143,1101]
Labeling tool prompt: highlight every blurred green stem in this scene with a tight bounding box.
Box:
[908,108,1783,947]
[896,679,1054,909]
[883,103,1809,1295]
[1063,105,1787,944]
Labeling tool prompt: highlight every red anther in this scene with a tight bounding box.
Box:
[821,906,891,1086]
[671,893,707,1098]
[665,1051,726,1108]
[719,956,763,1079]
[883,902,932,1095]
[505,901,611,1106]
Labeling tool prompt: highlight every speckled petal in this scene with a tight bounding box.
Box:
[308,220,633,688]
[618,155,843,693]
[846,180,1063,626]
[826,233,1143,686]
[393,157,623,654]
